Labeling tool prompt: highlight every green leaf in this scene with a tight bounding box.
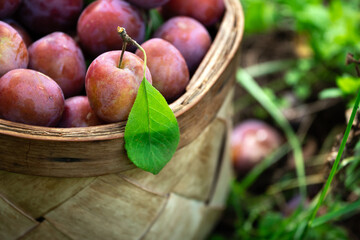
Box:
[318,88,343,99]
[145,9,164,40]
[336,75,360,95]
[124,78,180,175]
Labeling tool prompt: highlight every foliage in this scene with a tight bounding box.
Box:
[242,0,360,101]
[213,1,360,239]
[237,69,306,198]
[228,68,360,239]
[121,29,180,175]
[124,78,180,174]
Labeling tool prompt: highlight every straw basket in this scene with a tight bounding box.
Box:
[0,0,244,239]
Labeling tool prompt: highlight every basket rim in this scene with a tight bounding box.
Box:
[0,0,244,142]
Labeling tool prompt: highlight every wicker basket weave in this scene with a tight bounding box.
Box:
[0,0,244,239]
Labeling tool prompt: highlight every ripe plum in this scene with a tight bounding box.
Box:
[4,19,33,47]
[28,32,86,98]
[231,120,283,173]
[58,96,102,127]
[154,16,211,73]
[136,38,189,102]
[0,21,28,77]
[0,69,64,127]
[17,0,83,35]
[85,51,152,123]
[0,0,21,19]
[77,0,145,57]
[125,0,169,9]
[162,0,225,27]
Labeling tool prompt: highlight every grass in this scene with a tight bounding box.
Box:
[222,66,360,240]
[237,69,307,200]
[211,0,360,238]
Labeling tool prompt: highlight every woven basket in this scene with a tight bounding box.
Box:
[0,0,244,239]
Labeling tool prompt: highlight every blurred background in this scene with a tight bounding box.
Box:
[210,0,360,239]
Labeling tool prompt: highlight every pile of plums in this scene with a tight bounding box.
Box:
[0,0,225,127]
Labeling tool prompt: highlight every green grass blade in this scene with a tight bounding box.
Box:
[308,88,360,226]
[239,143,290,191]
[312,199,360,227]
[245,59,297,78]
[236,69,307,199]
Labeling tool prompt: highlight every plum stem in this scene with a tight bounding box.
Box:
[118,41,127,68]
[117,27,147,79]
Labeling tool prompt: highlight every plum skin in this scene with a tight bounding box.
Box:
[58,96,102,127]
[135,38,189,102]
[77,0,145,57]
[85,51,152,123]
[0,0,21,19]
[4,19,33,47]
[162,0,225,27]
[0,69,64,127]
[126,0,170,9]
[16,0,83,35]
[154,16,211,73]
[231,120,283,173]
[0,21,28,77]
[28,32,86,98]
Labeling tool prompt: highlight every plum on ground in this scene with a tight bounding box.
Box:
[154,16,211,73]
[231,119,283,173]
[136,38,189,102]
[0,21,28,77]
[28,32,86,98]
[0,69,64,127]
[85,51,152,123]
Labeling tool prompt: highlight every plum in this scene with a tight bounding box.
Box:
[231,120,283,173]
[4,19,33,47]
[28,32,86,98]
[77,0,145,57]
[16,0,83,35]
[0,21,28,77]
[154,16,211,73]
[125,0,170,9]
[135,38,189,102]
[162,0,225,27]
[0,0,21,19]
[0,69,64,127]
[85,51,152,123]
[58,96,102,127]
